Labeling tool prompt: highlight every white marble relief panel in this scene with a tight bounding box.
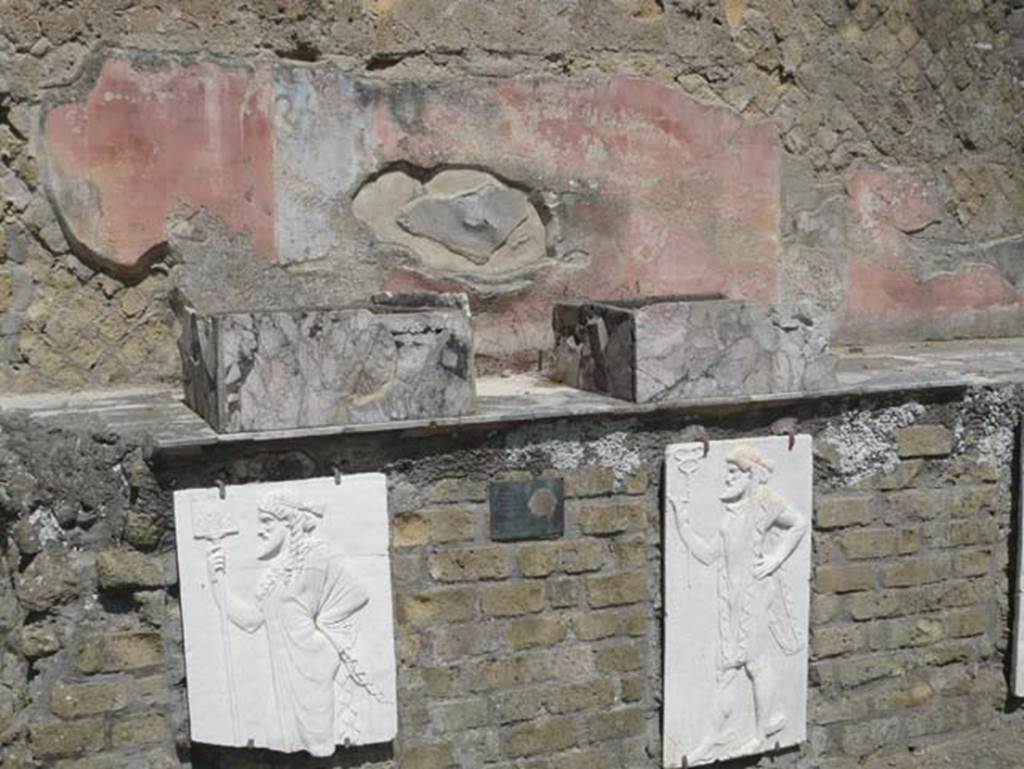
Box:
[174,474,397,756]
[663,436,812,767]
[1013,422,1024,697]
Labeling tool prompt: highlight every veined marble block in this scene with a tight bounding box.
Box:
[663,436,812,767]
[552,297,837,402]
[173,291,475,432]
[174,475,397,755]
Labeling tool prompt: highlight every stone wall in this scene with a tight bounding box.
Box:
[0,384,1020,767]
[2,1,1023,390]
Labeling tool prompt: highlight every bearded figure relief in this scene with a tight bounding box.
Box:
[175,475,397,755]
[662,437,812,767]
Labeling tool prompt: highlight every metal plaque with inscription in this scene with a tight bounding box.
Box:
[489,478,565,541]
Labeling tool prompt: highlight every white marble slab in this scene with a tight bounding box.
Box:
[174,474,397,755]
[1014,591,1024,697]
[1013,423,1024,697]
[663,436,812,767]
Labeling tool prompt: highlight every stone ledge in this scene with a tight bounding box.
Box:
[2,337,1023,462]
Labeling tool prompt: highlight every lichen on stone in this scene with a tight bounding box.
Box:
[818,401,925,486]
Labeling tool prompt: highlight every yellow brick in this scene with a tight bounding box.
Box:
[506,616,568,649]
[502,717,577,758]
[564,467,615,497]
[429,545,513,582]
[397,588,475,626]
[577,501,645,535]
[519,543,560,577]
[585,572,646,608]
[481,583,545,617]
[816,564,875,593]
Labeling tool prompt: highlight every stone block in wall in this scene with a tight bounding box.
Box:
[76,632,163,674]
[15,551,82,612]
[51,681,130,718]
[896,424,954,458]
[172,290,475,432]
[552,297,837,402]
[95,550,167,591]
[30,718,106,758]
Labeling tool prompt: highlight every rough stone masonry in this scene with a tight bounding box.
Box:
[1,383,1022,768]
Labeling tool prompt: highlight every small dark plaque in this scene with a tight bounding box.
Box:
[489,478,565,541]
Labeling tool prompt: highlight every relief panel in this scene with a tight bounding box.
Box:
[174,475,397,755]
[1013,421,1024,697]
[663,436,811,766]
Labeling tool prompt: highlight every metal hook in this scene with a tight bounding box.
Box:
[216,479,226,500]
[333,466,342,485]
[695,426,710,457]
[681,755,689,769]
[771,417,798,450]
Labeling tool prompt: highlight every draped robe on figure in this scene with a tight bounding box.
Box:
[256,541,369,756]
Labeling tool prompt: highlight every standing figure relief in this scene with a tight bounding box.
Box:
[205,493,384,756]
[667,443,809,765]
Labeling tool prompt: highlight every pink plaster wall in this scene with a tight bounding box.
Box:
[839,168,1021,342]
[42,57,275,276]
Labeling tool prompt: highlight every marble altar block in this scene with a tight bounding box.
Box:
[662,436,812,767]
[552,297,836,402]
[172,291,476,433]
[174,475,397,755]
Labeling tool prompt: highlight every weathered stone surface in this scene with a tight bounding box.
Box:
[15,550,81,612]
[839,168,1024,343]
[0,685,14,735]
[17,624,61,658]
[40,56,274,277]
[392,172,535,265]
[553,297,837,402]
[173,291,475,432]
[41,51,783,368]
[95,550,166,590]
[123,509,163,550]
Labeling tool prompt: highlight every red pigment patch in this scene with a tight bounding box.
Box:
[841,167,1021,341]
[43,57,275,274]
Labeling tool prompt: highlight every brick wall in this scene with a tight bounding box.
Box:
[389,468,653,768]
[0,386,1020,768]
[810,423,1009,765]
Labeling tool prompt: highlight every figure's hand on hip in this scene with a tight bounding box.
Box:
[754,553,780,580]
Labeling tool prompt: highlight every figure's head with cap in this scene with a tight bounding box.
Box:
[720,445,774,503]
[255,493,323,560]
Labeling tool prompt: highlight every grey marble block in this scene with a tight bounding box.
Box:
[552,297,837,402]
[173,291,475,432]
